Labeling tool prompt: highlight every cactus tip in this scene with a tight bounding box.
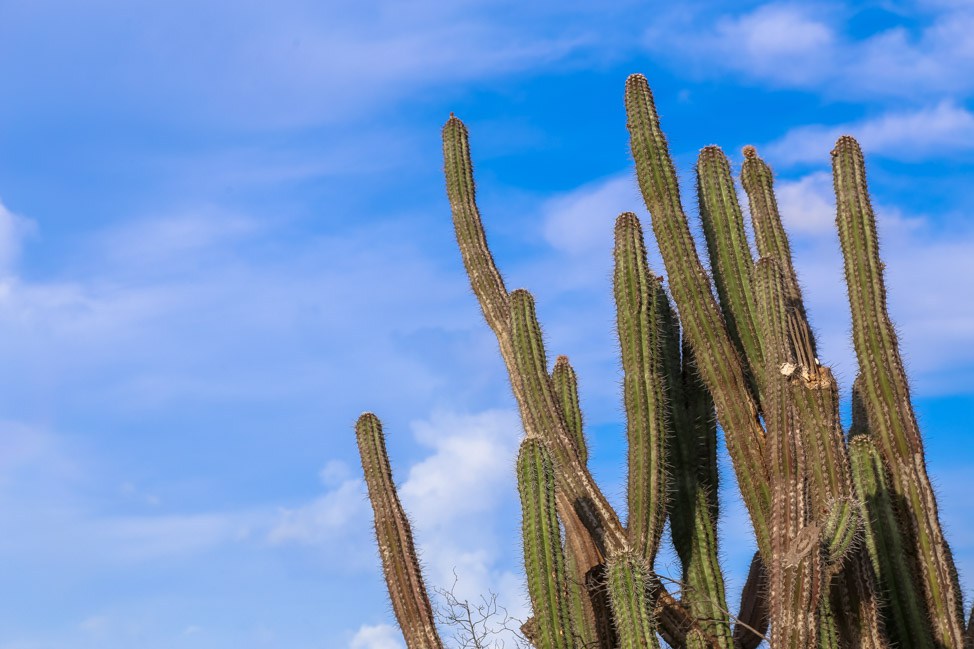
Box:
[742,144,757,159]
[831,134,860,157]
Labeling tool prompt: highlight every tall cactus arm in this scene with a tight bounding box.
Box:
[696,146,763,392]
[848,431,934,649]
[624,73,771,558]
[614,212,669,563]
[356,414,445,649]
[518,437,579,649]
[442,116,510,334]
[740,145,815,354]
[833,135,965,648]
[732,553,769,649]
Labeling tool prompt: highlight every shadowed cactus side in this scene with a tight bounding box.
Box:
[355,75,970,648]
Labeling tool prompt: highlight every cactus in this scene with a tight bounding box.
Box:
[355,74,969,648]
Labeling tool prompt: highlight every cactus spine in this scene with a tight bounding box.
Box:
[355,74,969,649]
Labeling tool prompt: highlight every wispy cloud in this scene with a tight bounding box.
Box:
[0,1,592,129]
[643,2,974,101]
[765,101,974,165]
[0,199,35,277]
[350,624,405,649]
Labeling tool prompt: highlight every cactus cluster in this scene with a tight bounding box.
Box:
[356,75,974,648]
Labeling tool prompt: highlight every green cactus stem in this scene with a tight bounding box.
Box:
[740,145,815,353]
[696,145,762,392]
[551,355,611,649]
[833,135,965,648]
[625,73,771,557]
[606,551,661,649]
[552,355,587,465]
[614,212,669,563]
[518,437,579,649]
[355,414,444,649]
[848,430,934,649]
[509,288,625,553]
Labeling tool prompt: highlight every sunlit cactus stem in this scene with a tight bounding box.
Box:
[613,212,669,564]
[355,414,444,649]
[833,135,966,648]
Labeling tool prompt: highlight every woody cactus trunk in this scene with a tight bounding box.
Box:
[356,74,974,648]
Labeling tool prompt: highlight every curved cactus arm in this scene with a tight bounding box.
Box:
[848,430,934,649]
[833,135,965,648]
[732,553,769,649]
[740,145,816,355]
[552,355,588,465]
[606,552,661,649]
[442,117,719,645]
[356,414,444,649]
[518,437,580,649]
[624,73,771,558]
[696,145,762,394]
[614,212,669,563]
[442,116,510,335]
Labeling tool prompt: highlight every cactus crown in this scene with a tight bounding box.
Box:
[356,75,971,648]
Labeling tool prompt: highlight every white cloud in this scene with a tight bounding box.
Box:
[542,175,642,256]
[350,624,404,649]
[643,2,974,101]
[401,409,522,529]
[0,1,591,129]
[773,171,836,233]
[0,199,35,277]
[766,102,974,165]
[267,478,369,547]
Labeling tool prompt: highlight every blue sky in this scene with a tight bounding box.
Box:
[1,1,973,647]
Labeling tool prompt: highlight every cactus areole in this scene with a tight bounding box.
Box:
[356,75,971,649]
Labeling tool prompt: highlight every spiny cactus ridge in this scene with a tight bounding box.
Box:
[355,74,968,648]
